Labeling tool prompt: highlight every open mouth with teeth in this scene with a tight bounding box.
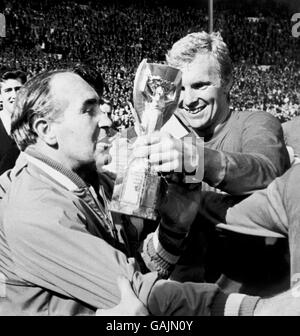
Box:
[187,104,207,115]
[181,98,209,115]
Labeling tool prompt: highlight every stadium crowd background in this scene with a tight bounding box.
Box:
[0,0,299,129]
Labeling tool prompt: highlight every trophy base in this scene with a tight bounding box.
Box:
[109,159,160,221]
[109,200,159,221]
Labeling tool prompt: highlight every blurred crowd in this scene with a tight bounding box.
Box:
[0,0,299,128]
[231,60,300,122]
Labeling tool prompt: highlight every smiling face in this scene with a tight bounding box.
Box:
[176,53,230,136]
[50,72,112,171]
[0,78,23,115]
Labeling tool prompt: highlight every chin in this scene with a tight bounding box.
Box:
[186,116,209,131]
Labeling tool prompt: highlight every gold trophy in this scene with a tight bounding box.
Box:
[109,59,182,220]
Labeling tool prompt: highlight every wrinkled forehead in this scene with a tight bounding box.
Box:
[181,53,221,85]
[50,72,99,107]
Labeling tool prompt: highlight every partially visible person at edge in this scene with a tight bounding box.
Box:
[0,68,26,175]
[282,116,300,165]
[130,31,290,295]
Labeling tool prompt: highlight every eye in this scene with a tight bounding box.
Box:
[83,106,96,115]
[194,84,205,90]
[192,82,211,90]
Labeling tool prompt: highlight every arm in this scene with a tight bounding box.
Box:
[204,112,290,194]
[97,272,262,316]
[100,274,300,316]
[217,165,300,315]
[141,180,202,278]
[254,288,300,316]
[4,193,157,310]
[216,169,290,238]
[98,166,300,316]
[100,149,202,279]
[133,113,289,195]
[148,169,300,316]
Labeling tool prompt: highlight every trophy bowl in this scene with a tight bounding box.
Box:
[109,59,182,220]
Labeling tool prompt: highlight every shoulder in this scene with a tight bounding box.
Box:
[282,116,300,133]
[270,164,300,205]
[282,116,300,142]
[2,163,86,241]
[232,110,283,137]
[236,109,281,126]
[3,161,75,214]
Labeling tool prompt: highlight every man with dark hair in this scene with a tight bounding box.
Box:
[0,68,26,175]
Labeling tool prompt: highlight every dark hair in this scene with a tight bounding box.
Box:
[0,68,27,86]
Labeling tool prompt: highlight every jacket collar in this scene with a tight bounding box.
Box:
[23,148,88,191]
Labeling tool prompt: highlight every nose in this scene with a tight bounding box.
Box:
[182,89,198,110]
[98,110,112,129]
[10,89,17,100]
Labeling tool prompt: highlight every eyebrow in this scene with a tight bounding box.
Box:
[3,85,22,92]
[191,81,212,88]
[81,97,101,110]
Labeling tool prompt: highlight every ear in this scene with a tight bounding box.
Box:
[32,117,57,146]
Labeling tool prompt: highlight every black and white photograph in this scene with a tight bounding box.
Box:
[0,0,299,321]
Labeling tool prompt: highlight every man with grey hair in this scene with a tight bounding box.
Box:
[133,31,290,294]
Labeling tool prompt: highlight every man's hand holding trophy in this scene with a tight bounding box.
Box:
[108,59,202,222]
